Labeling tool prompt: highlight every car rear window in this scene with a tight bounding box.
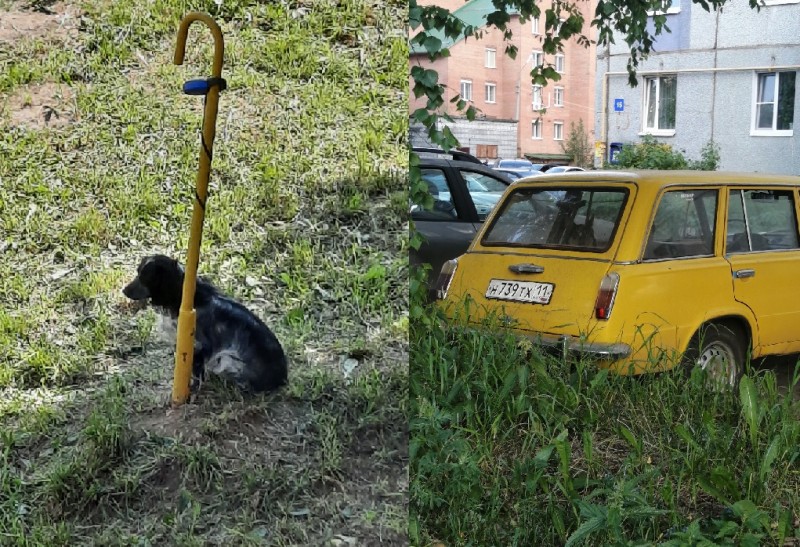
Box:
[644,189,718,260]
[499,160,533,169]
[481,187,629,252]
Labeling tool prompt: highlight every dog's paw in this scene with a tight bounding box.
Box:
[189,374,204,394]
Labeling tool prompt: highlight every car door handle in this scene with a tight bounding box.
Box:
[509,263,544,274]
[734,269,756,279]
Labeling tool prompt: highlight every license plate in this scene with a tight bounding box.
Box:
[485,279,554,304]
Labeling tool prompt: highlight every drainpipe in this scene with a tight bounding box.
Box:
[514,18,524,158]
[710,11,720,140]
[599,43,610,167]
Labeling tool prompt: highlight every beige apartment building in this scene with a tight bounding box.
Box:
[410,0,596,164]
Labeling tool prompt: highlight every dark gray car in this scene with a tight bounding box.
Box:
[411,155,510,289]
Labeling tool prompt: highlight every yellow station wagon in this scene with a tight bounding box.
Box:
[435,170,800,387]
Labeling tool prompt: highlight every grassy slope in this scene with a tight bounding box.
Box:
[410,303,800,546]
[0,0,408,544]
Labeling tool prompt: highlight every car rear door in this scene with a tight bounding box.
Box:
[724,187,800,353]
[411,161,509,279]
[411,161,481,277]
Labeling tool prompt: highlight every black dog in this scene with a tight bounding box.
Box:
[123,254,287,393]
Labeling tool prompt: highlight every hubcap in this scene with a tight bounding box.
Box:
[696,342,737,388]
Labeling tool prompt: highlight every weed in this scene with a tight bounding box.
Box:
[314,410,344,478]
[410,299,800,545]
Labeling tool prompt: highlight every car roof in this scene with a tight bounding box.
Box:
[413,147,483,164]
[420,157,510,175]
[513,170,800,187]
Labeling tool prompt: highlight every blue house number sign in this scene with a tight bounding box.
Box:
[614,99,624,112]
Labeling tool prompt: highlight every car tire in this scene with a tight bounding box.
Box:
[682,322,746,390]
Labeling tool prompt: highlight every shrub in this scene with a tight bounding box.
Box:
[614,135,720,171]
[561,119,594,168]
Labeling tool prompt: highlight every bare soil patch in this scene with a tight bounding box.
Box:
[0,1,80,43]
[4,82,76,128]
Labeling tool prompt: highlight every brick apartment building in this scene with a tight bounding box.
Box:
[410,0,597,164]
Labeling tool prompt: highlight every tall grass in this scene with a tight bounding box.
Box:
[409,295,800,545]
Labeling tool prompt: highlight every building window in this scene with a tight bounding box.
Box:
[532,119,542,139]
[531,16,540,34]
[485,48,496,69]
[555,54,565,73]
[532,85,543,110]
[752,71,795,135]
[554,86,564,107]
[554,122,564,141]
[476,144,499,159]
[485,83,496,104]
[460,80,473,101]
[531,50,543,68]
[648,0,681,14]
[643,75,677,134]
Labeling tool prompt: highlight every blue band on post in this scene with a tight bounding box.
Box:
[183,79,210,95]
[183,77,227,96]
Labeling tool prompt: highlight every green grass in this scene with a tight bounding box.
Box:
[0,0,407,543]
[410,295,800,546]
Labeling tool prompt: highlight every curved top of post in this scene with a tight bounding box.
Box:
[174,12,224,78]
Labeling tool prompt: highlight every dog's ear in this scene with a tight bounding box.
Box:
[123,277,151,300]
[137,255,155,274]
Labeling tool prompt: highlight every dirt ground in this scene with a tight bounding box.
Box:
[1,2,79,128]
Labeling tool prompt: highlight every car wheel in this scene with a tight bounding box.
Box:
[683,323,746,390]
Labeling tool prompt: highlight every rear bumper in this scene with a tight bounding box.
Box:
[526,333,632,361]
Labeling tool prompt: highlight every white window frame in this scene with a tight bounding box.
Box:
[485,48,496,69]
[532,85,543,110]
[531,16,540,35]
[532,118,542,139]
[531,50,543,68]
[553,121,564,141]
[641,75,677,137]
[648,0,681,14]
[485,82,496,104]
[554,86,564,107]
[460,80,473,102]
[750,71,795,137]
[555,54,565,73]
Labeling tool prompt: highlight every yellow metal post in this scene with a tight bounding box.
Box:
[171,13,225,406]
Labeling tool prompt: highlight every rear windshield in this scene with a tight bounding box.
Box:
[482,187,629,252]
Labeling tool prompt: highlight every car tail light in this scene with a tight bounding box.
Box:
[433,259,458,300]
[594,272,620,320]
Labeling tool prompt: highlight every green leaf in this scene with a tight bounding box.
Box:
[731,499,758,518]
[738,375,761,447]
[674,423,701,451]
[533,443,555,468]
[759,435,782,482]
[423,35,442,54]
[465,105,476,121]
[619,425,641,456]
[565,515,605,547]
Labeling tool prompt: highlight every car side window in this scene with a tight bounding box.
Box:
[644,189,718,260]
[458,170,508,221]
[726,189,799,253]
[410,168,459,220]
